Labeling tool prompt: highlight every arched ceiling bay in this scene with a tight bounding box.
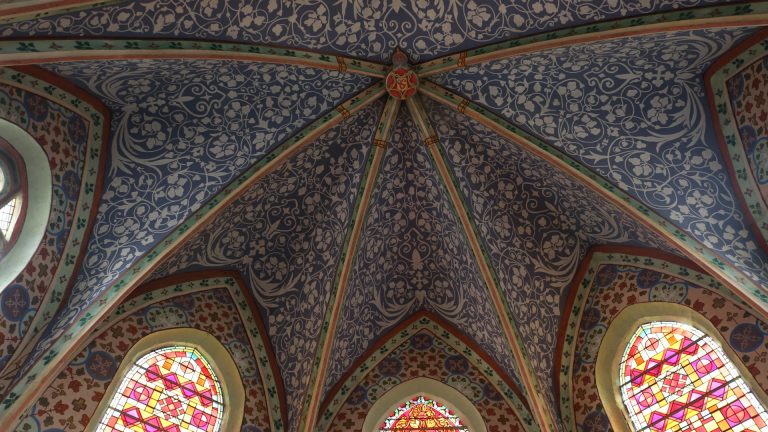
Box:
[432,27,768,288]
[149,101,381,429]
[0,2,766,432]
[0,0,733,62]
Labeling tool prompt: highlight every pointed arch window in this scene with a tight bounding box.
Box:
[597,303,768,432]
[0,138,26,257]
[363,378,486,432]
[90,328,244,432]
[379,395,469,432]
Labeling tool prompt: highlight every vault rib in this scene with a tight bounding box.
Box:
[415,3,768,77]
[0,81,387,431]
[301,95,400,432]
[0,39,388,78]
[404,94,557,432]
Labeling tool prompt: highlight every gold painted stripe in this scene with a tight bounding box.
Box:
[0,82,387,430]
[405,95,557,432]
[301,97,400,432]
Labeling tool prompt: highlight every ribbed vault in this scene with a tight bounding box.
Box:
[0,2,766,432]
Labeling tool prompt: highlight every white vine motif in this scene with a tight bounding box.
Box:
[433,28,768,288]
[1,0,721,62]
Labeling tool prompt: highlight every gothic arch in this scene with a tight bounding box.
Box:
[595,302,768,431]
[362,377,487,432]
[0,117,50,291]
[87,327,244,432]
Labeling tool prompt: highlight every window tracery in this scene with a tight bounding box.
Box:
[95,346,224,432]
[378,395,469,432]
[620,321,768,432]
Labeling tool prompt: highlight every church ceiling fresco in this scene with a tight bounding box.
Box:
[0,68,105,395]
[425,99,675,419]
[709,32,768,244]
[148,102,379,430]
[0,2,766,431]
[15,57,369,368]
[0,0,731,62]
[432,27,768,290]
[323,109,521,402]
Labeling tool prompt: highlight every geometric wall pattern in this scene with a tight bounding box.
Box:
[0,68,104,399]
[13,286,273,432]
[620,321,768,432]
[96,346,224,432]
[563,253,768,432]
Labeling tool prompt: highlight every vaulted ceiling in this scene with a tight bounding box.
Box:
[0,1,767,431]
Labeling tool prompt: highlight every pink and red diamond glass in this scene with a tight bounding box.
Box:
[96,346,223,432]
[620,322,768,432]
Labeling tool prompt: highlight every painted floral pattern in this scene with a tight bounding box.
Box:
[433,28,768,289]
[327,329,525,432]
[425,100,674,420]
[148,103,379,431]
[18,60,370,383]
[570,264,768,432]
[0,0,723,62]
[0,83,87,390]
[13,288,271,432]
[323,109,520,402]
[728,54,768,223]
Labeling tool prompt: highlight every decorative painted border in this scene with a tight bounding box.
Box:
[316,312,537,432]
[0,65,107,378]
[0,82,386,430]
[0,0,118,25]
[302,97,397,431]
[0,39,388,78]
[418,80,768,315]
[103,272,287,432]
[415,3,768,76]
[406,94,555,432]
[554,246,762,430]
[706,28,768,247]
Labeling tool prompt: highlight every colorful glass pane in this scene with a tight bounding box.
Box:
[620,321,768,432]
[96,346,224,432]
[379,395,469,431]
[0,196,18,237]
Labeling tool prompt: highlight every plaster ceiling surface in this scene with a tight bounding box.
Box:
[21,58,370,371]
[432,27,768,288]
[0,0,729,62]
[148,101,381,428]
[0,1,767,431]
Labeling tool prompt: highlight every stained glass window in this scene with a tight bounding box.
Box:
[96,346,224,432]
[378,395,469,431]
[0,147,22,250]
[620,321,768,432]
